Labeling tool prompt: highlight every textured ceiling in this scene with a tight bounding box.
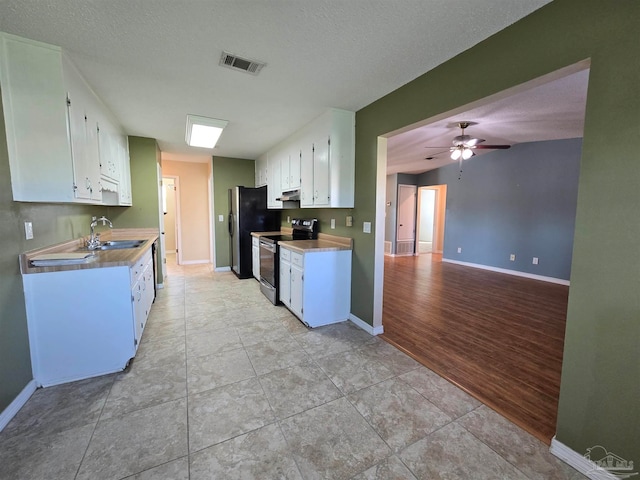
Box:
[0,0,551,163]
[386,67,590,174]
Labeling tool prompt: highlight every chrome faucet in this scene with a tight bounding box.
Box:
[87,216,113,250]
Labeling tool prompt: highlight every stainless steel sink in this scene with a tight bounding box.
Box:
[97,240,145,250]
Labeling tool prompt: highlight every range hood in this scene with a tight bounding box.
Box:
[276,189,301,202]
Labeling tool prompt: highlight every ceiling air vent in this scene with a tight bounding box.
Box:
[219,51,266,76]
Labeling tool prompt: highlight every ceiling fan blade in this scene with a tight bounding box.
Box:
[424,149,449,159]
[453,134,485,146]
[474,144,511,150]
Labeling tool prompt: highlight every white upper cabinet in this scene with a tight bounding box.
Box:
[0,33,76,202]
[310,134,330,206]
[266,152,283,209]
[0,32,131,205]
[280,147,301,192]
[118,136,132,206]
[255,155,267,187]
[263,108,355,209]
[300,109,355,208]
[63,54,102,202]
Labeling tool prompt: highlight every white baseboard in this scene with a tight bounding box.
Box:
[0,380,36,432]
[180,259,210,265]
[550,438,624,480]
[442,259,570,286]
[349,313,384,336]
[214,266,231,272]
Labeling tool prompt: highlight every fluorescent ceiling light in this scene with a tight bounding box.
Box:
[185,115,228,149]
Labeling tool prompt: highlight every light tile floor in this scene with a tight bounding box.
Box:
[0,258,587,480]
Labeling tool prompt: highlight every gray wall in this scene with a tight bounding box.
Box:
[385,174,398,253]
[419,138,582,280]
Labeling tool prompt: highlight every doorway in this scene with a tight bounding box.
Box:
[396,184,417,255]
[416,185,446,255]
[162,176,181,264]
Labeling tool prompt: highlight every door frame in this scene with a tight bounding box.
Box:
[162,174,182,265]
[415,185,447,255]
[396,184,417,242]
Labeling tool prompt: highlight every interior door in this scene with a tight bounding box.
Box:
[157,164,167,279]
[162,177,177,253]
[397,184,417,242]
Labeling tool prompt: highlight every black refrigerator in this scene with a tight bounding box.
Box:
[228,185,281,279]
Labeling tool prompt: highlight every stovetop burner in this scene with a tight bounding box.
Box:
[259,218,318,244]
[260,234,293,244]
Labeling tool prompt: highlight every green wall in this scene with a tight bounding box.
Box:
[211,156,255,268]
[349,0,638,463]
[108,136,162,284]
[0,90,107,411]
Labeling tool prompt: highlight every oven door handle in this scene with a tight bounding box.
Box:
[259,240,277,253]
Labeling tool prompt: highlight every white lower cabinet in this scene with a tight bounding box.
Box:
[279,248,291,308]
[22,247,155,387]
[279,246,351,328]
[252,236,260,280]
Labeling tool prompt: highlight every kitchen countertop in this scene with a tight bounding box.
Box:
[250,228,293,238]
[278,233,353,253]
[20,228,159,274]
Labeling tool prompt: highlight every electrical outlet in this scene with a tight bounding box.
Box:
[25,221,33,240]
[457,247,462,253]
[287,216,291,223]
[363,222,371,233]
[510,254,516,261]
[330,218,336,229]
[532,257,539,265]
[346,215,353,227]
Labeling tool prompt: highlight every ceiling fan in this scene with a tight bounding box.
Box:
[424,121,511,161]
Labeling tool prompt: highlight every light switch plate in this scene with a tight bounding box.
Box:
[363,221,371,234]
[218,215,224,222]
[331,219,336,229]
[25,221,33,240]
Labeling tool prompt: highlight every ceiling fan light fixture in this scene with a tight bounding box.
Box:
[462,147,474,160]
[450,148,462,160]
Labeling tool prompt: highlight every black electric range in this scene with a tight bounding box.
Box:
[258,219,317,304]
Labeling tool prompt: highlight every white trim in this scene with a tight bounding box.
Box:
[372,137,387,332]
[181,259,211,265]
[442,259,570,286]
[214,266,231,272]
[156,282,164,289]
[550,438,621,480]
[0,380,36,432]
[208,169,214,267]
[350,313,384,336]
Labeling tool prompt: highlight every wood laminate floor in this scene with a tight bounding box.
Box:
[381,254,569,444]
